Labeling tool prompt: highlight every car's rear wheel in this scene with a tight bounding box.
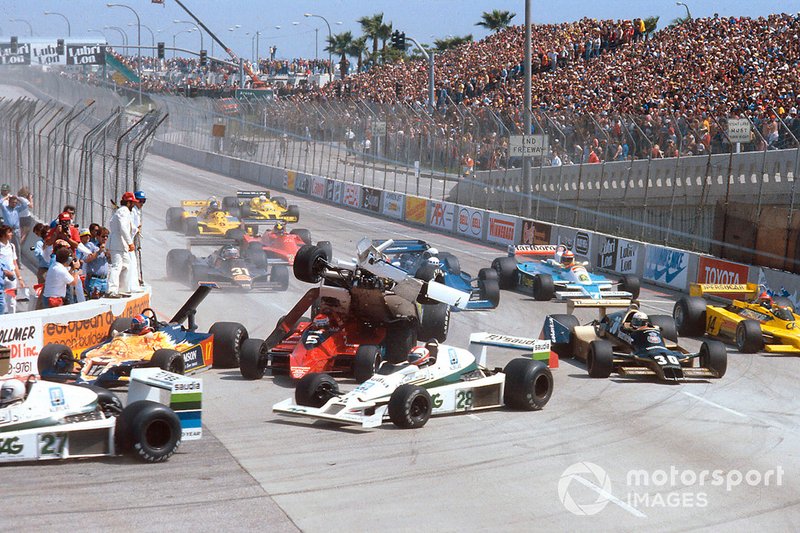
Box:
[650,315,678,343]
[295,373,339,407]
[285,205,300,221]
[151,349,186,374]
[533,274,555,301]
[116,400,181,463]
[222,196,239,209]
[587,340,614,378]
[209,322,248,368]
[166,207,184,231]
[673,297,707,337]
[183,216,199,236]
[735,320,763,353]
[239,338,267,380]
[388,385,432,429]
[290,228,312,245]
[353,345,382,383]
[385,322,417,363]
[700,340,728,377]
[37,343,75,376]
[293,244,326,283]
[437,252,461,275]
[166,249,192,282]
[271,265,290,291]
[225,229,245,242]
[273,196,288,208]
[503,358,553,410]
[491,256,517,290]
[619,274,641,299]
[478,268,501,308]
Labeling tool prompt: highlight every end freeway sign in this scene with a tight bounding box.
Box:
[510,135,549,157]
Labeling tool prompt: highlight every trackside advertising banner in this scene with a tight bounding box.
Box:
[405,197,427,224]
[0,42,107,66]
[382,192,404,219]
[456,206,484,240]
[310,177,326,199]
[696,256,749,285]
[520,219,551,245]
[361,187,381,212]
[428,201,455,231]
[487,213,517,245]
[0,43,31,65]
[66,44,106,65]
[644,244,689,290]
[342,183,360,207]
[552,228,592,258]
[597,236,641,274]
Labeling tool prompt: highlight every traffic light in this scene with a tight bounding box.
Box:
[56,39,64,55]
[157,41,165,59]
[10,36,17,53]
[397,32,406,51]
[391,30,398,49]
[199,49,207,66]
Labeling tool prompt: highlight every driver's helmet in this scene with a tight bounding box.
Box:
[425,247,440,266]
[561,250,575,267]
[630,311,649,329]
[209,200,220,211]
[408,345,432,367]
[129,314,151,335]
[312,314,330,329]
[221,244,239,260]
[0,380,25,408]
[774,305,794,321]
[758,291,773,308]
[274,221,286,234]
[258,195,267,202]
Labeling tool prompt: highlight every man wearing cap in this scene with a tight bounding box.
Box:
[84,227,111,299]
[128,191,146,293]
[45,211,80,251]
[0,195,29,256]
[106,192,136,298]
[0,183,10,205]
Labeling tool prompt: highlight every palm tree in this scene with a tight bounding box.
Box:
[433,35,473,52]
[377,21,393,55]
[347,35,369,73]
[643,16,660,39]
[475,10,516,32]
[325,31,354,80]
[357,12,383,64]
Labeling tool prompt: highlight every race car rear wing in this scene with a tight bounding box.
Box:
[170,285,213,331]
[240,218,287,227]
[565,298,634,317]
[507,244,558,258]
[468,332,554,368]
[688,283,759,298]
[236,190,270,198]
[181,200,209,207]
[375,238,430,255]
[187,237,238,248]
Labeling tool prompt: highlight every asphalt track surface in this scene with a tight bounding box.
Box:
[3,94,799,531]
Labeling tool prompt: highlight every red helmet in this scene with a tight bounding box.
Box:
[121,191,137,203]
[758,291,772,306]
[58,211,72,222]
[561,250,575,266]
[408,346,432,367]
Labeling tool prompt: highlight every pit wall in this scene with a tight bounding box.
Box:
[152,141,800,306]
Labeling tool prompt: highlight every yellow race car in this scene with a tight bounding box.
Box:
[223,190,299,223]
[673,283,799,353]
[165,197,251,239]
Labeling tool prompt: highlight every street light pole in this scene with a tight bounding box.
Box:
[676,2,692,20]
[107,3,142,104]
[131,22,156,57]
[174,20,203,52]
[173,29,193,58]
[105,26,129,52]
[523,0,532,217]
[43,11,71,37]
[87,29,108,42]
[304,13,332,76]
[10,18,34,37]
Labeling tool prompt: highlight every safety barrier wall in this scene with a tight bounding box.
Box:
[152,140,800,308]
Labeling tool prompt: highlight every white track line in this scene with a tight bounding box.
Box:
[570,473,648,518]
[681,391,748,418]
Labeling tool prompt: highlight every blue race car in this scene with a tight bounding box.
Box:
[491,244,640,302]
[375,239,500,310]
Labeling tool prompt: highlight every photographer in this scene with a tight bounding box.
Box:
[45,211,80,251]
[84,227,111,299]
[42,247,79,308]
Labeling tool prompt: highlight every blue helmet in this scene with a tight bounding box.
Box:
[134,190,146,203]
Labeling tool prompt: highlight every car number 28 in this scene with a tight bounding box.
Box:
[654,354,680,366]
[456,390,473,410]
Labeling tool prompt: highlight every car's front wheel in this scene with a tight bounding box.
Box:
[388,385,432,429]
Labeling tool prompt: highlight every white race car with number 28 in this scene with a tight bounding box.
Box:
[273,341,554,429]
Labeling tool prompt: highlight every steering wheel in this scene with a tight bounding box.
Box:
[140,308,160,329]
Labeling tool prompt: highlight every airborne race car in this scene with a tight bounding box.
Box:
[166,238,290,291]
[239,239,470,382]
[543,305,727,381]
[674,283,800,354]
[222,190,299,223]
[377,239,500,310]
[0,368,200,463]
[273,341,553,429]
[492,244,640,302]
[38,286,248,387]
[165,198,251,239]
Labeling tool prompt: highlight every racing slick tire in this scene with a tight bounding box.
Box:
[548,314,580,358]
[271,265,290,291]
[166,207,184,231]
[438,251,461,276]
[166,249,192,282]
[116,400,182,463]
[37,343,75,376]
[385,322,418,363]
[273,196,288,208]
[700,340,728,378]
[316,241,333,261]
[294,244,327,283]
[354,345,382,384]
[650,315,678,343]
[183,216,200,236]
[295,373,340,408]
[285,205,300,221]
[239,338,267,380]
[151,349,186,374]
[83,385,124,417]
[491,256,518,290]
[209,322,248,368]
[503,358,553,410]
[247,243,269,268]
[418,303,450,343]
[479,267,499,281]
[109,316,134,336]
[735,319,764,353]
[587,340,614,378]
[533,274,555,301]
[414,264,446,305]
[222,196,239,209]
[290,228,313,245]
[478,270,501,308]
[619,274,641,300]
[225,228,246,242]
[774,296,796,314]
[673,297,707,337]
[388,385,432,429]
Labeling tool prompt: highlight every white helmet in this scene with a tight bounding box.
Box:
[0,380,25,407]
[427,247,439,256]
[259,195,267,202]
[427,256,440,266]
[631,311,648,328]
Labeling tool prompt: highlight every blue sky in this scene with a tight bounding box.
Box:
[1,0,798,61]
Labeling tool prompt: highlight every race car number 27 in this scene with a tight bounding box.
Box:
[39,433,67,457]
